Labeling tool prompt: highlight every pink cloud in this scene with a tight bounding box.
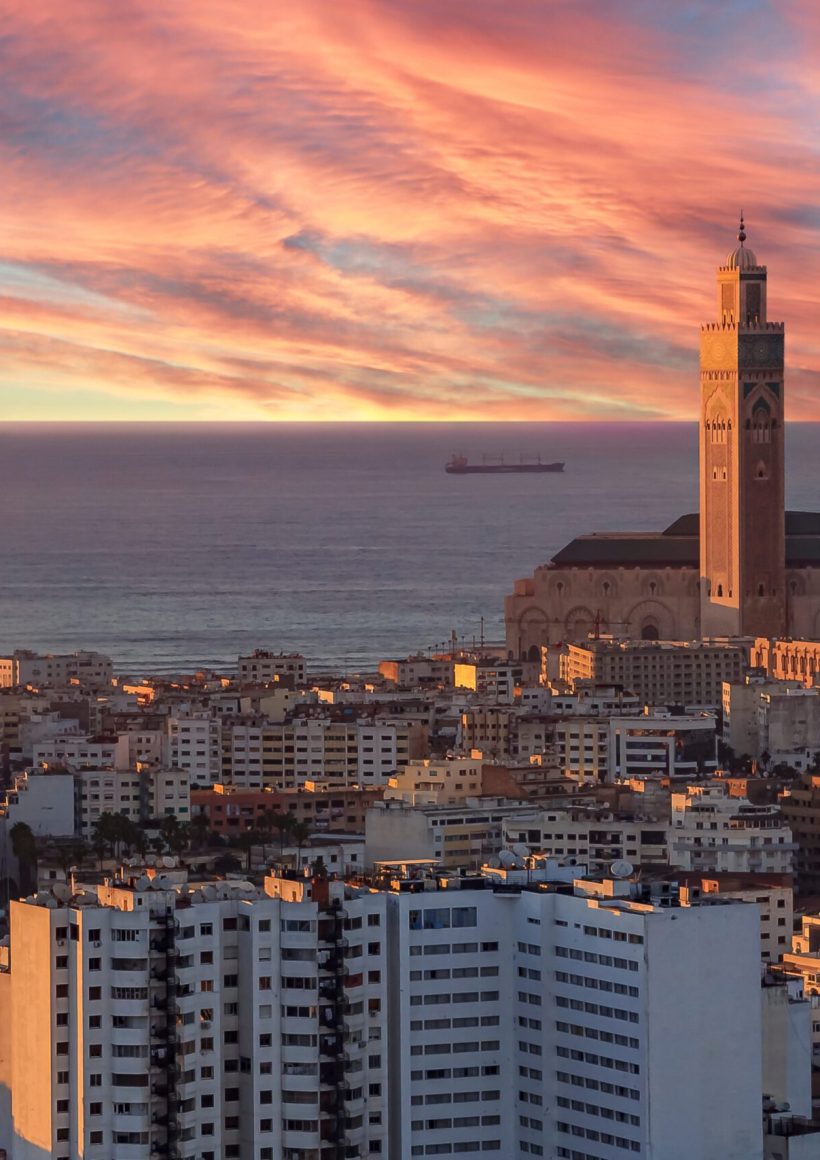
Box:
[0,0,818,418]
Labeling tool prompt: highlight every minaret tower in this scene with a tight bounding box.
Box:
[699,216,786,638]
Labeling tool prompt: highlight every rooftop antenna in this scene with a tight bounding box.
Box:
[480,616,485,649]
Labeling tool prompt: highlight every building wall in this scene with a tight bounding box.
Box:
[10,904,55,1158]
[762,983,812,1119]
[562,640,748,707]
[505,566,701,658]
[0,771,75,838]
[644,901,762,1159]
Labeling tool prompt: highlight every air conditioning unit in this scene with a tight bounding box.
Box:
[56,940,66,947]
[93,941,102,948]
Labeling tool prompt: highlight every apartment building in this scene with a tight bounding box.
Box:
[78,765,190,833]
[670,782,795,874]
[32,734,118,770]
[167,714,224,785]
[387,864,762,1160]
[502,808,669,874]
[757,687,820,770]
[722,674,799,758]
[4,650,114,690]
[220,718,425,791]
[191,784,383,836]
[459,707,516,757]
[0,768,75,838]
[561,639,748,708]
[691,873,793,962]
[386,757,485,806]
[2,867,388,1160]
[780,774,820,893]
[367,799,593,870]
[0,860,764,1160]
[237,651,307,685]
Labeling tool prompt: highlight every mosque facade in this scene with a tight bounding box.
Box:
[505,221,820,659]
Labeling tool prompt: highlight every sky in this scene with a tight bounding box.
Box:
[2,0,820,421]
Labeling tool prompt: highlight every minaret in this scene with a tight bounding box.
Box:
[699,216,786,638]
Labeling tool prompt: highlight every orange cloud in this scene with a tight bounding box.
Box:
[0,0,819,419]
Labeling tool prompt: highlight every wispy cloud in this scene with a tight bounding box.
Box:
[0,0,818,419]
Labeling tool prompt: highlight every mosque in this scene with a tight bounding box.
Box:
[505,219,820,659]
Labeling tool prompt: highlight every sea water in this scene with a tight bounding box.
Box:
[0,422,817,673]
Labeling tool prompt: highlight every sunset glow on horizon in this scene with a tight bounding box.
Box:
[3,0,820,421]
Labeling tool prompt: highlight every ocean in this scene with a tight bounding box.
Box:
[0,422,818,675]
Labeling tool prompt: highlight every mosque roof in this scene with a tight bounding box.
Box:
[550,511,820,569]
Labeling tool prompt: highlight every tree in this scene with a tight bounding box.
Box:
[290,821,312,869]
[54,838,89,884]
[159,815,189,857]
[188,812,212,853]
[235,829,261,874]
[270,810,296,855]
[213,852,242,876]
[10,822,38,896]
[92,812,140,861]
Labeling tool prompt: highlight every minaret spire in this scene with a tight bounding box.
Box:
[738,211,745,243]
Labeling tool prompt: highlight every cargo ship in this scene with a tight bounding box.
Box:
[445,454,564,475]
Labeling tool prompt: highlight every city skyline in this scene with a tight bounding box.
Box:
[3,1,820,421]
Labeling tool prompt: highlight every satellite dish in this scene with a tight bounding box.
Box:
[52,883,71,902]
[162,856,175,869]
[610,860,634,879]
[512,843,530,859]
[486,856,501,869]
[498,850,517,868]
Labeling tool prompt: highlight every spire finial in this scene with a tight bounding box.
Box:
[738,211,746,244]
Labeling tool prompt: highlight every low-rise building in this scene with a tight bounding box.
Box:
[723,674,806,761]
[562,637,749,707]
[237,649,306,685]
[670,782,795,874]
[386,755,485,805]
[502,807,669,873]
[5,649,113,690]
[780,774,820,893]
[191,783,383,836]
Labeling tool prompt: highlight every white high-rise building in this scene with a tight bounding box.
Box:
[2,869,388,1160]
[0,860,764,1160]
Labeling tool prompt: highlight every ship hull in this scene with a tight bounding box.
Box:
[445,462,564,474]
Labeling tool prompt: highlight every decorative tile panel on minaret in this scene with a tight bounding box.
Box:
[699,217,786,637]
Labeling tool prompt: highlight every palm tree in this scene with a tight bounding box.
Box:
[10,822,38,896]
[270,810,296,856]
[188,812,212,854]
[290,821,312,869]
[235,829,260,874]
[257,808,279,861]
[54,838,89,884]
[159,815,189,857]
